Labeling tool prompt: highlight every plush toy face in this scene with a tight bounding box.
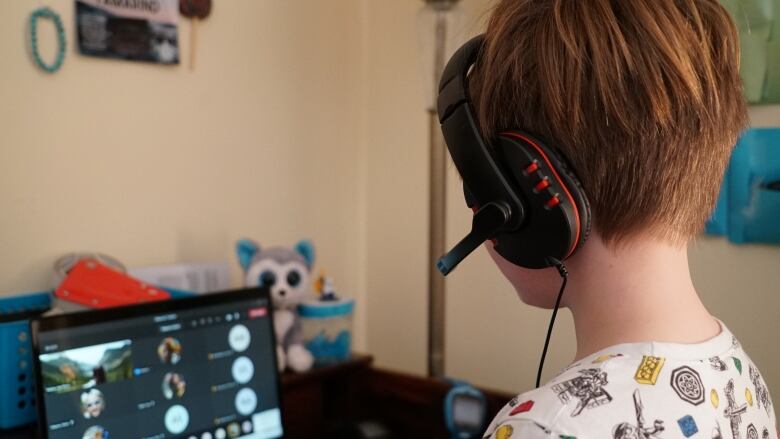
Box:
[236,239,315,310]
[245,257,309,309]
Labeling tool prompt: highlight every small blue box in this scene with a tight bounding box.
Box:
[677,415,699,438]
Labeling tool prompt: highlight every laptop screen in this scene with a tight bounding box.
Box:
[32,288,284,439]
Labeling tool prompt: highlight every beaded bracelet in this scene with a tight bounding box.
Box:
[29,7,66,73]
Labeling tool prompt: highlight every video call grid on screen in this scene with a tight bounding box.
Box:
[32,290,284,439]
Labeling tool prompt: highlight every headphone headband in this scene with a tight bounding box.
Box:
[437,36,484,123]
[436,35,591,274]
[434,35,527,274]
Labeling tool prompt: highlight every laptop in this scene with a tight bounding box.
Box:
[31,288,284,439]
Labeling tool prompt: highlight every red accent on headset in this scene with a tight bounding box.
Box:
[501,132,582,259]
[545,196,561,209]
[534,178,550,192]
[524,162,539,174]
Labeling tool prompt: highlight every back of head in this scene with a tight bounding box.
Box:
[470,0,748,245]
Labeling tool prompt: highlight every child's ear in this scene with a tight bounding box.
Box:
[294,239,315,269]
[236,239,260,272]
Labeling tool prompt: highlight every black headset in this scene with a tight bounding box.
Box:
[436,35,592,275]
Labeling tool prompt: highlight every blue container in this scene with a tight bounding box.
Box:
[0,292,51,430]
[298,299,355,364]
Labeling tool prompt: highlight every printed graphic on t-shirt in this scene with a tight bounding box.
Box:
[483,324,777,439]
[551,369,613,417]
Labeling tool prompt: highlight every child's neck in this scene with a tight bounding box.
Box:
[564,236,720,362]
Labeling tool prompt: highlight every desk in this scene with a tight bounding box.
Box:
[281,354,374,437]
[282,354,513,437]
[3,354,514,438]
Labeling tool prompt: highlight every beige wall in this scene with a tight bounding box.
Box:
[362,0,492,380]
[0,0,368,350]
[363,0,780,403]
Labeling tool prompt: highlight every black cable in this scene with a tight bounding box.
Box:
[535,257,569,388]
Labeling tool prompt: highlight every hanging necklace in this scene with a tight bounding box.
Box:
[29,7,66,73]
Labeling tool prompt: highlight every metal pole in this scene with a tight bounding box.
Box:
[428,9,448,378]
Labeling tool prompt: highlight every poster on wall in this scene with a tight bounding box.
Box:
[76,0,179,64]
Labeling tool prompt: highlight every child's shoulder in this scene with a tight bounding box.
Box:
[484,339,777,438]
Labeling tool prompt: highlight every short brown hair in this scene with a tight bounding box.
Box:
[470,0,748,244]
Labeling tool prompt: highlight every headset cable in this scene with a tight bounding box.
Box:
[536,257,569,388]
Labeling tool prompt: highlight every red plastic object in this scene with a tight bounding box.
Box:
[55,259,171,309]
[545,196,561,209]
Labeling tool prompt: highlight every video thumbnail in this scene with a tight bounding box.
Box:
[162,372,186,399]
[157,337,182,365]
[40,339,133,394]
[82,425,109,439]
[80,388,105,419]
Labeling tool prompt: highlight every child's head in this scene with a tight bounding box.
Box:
[470,0,748,304]
[80,388,105,419]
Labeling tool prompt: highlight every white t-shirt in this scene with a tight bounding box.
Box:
[484,322,776,439]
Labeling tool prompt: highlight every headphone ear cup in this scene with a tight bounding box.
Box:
[551,154,591,252]
[492,131,592,267]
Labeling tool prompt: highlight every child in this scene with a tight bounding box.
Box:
[447,0,776,437]
[80,388,105,419]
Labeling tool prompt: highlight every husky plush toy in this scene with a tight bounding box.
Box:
[236,239,315,373]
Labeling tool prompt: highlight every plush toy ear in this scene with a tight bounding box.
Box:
[236,239,260,272]
[294,239,315,269]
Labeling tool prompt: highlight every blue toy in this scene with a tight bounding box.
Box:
[314,271,340,301]
[236,239,315,373]
[444,379,487,439]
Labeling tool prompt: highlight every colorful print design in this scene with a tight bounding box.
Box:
[489,334,773,439]
[613,389,665,439]
[670,366,705,406]
[733,357,743,374]
[634,356,665,385]
[495,424,513,439]
[677,415,698,437]
[593,354,623,364]
[711,389,720,408]
[509,400,534,416]
[551,369,613,417]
